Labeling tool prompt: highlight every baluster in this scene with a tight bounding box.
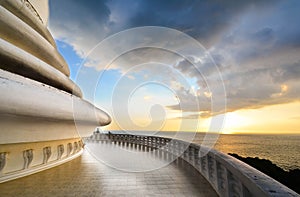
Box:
[134,136,137,148]
[111,134,114,142]
[216,162,228,196]
[141,137,145,151]
[183,145,187,159]
[157,137,160,148]
[188,146,194,162]
[170,140,177,161]
[146,136,149,147]
[188,145,192,159]
[145,136,148,149]
[242,185,251,197]
[208,155,218,188]
[194,149,201,170]
[156,137,162,149]
[148,137,151,149]
[177,141,181,156]
[183,144,188,159]
[228,171,243,197]
[200,153,208,178]
[128,135,132,148]
[165,139,170,154]
[160,138,164,149]
[192,147,199,167]
[43,146,51,164]
[173,141,178,156]
[166,139,170,153]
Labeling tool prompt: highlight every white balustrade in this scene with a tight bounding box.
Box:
[87,133,299,197]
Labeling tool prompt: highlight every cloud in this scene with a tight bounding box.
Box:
[122,0,276,47]
[49,0,111,56]
[49,0,300,118]
[49,0,278,57]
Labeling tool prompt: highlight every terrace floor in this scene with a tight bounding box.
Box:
[0,142,217,197]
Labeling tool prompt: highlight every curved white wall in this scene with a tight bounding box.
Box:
[28,0,49,25]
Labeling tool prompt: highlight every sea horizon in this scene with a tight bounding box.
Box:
[103,130,300,171]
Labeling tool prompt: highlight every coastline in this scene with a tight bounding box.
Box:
[229,153,300,194]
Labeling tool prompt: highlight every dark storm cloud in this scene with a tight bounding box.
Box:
[51,0,110,21]
[110,0,276,47]
[49,0,277,47]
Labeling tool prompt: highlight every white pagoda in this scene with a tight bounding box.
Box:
[0,0,111,182]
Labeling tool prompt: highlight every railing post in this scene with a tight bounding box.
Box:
[199,152,208,179]
[227,171,243,197]
[207,154,218,190]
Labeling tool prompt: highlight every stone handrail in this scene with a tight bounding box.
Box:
[86,133,299,197]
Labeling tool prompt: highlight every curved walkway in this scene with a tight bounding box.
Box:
[0,145,217,197]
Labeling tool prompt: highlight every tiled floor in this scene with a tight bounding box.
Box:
[0,143,217,197]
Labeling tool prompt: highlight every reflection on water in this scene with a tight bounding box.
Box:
[212,134,300,170]
[186,133,299,170]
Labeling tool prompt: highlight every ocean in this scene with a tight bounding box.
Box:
[112,131,300,171]
[203,133,300,171]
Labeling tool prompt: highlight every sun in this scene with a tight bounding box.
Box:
[223,112,252,132]
[221,130,234,134]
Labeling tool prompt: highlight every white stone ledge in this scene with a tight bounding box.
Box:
[0,5,69,76]
[192,145,299,197]
[0,0,56,47]
[0,139,83,183]
[0,38,82,97]
[0,70,111,143]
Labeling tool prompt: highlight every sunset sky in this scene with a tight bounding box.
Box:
[48,0,300,134]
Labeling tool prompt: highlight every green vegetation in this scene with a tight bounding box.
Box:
[229,153,300,194]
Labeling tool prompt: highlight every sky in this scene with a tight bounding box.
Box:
[48,0,300,134]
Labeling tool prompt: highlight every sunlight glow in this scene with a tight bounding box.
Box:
[143,96,152,100]
[224,112,252,129]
